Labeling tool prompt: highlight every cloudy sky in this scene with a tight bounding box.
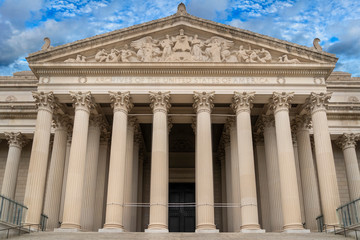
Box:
[0,0,359,76]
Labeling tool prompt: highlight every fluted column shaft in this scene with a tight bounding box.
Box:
[24,92,55,226]
[147,91,170,232]
[337,133,360,201]
[43,115,71,230]
[232,92,261,232]
[295,115,321,231]
[102,91,133,231]
[93,133,110,230]
[306,92,340,226]
[131,138,140,232]
[224,143,233,232]
[2,132,27,199]
[59,136,71,223]
[262,115,283,232]
[229,121,242,231]
[270,92,305,231]
[220,151,228,232]
[255,137,270,232]
[61,91,94,230]
[193,91,217,232]
[123,119,136,231]
[81,115,103,231]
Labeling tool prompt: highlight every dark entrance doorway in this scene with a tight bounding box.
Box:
[169,183,195,232]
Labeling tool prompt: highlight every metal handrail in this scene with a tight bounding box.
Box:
[0,195,28,226]
[0,223,42,239]
[337,198,360,227]
[324,223,360,240]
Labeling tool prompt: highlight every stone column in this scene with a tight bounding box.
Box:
[60,91,95,230]
[131,129,141,232]
[43,115,71,230]
[2,132,27,199]
[24,92,55,226]
[93,130,110,230]
[102,91,133,232]
[254,131,271,232]
[231,91,263,232]
[146,91,171,233]
[192,91,218,233]
[262,115,283,232]
[305,92,340,226]
[337,133,360,201]
[123,117,136,231]
[81,114,103,231]
[219,149,228,232]
[223,135,233,232]
[270,92,308,232]
[228,119,242,232]
[294,114,321,231]
[59,132,72,224]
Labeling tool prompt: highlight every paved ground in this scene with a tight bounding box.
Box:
[10,232,354,240]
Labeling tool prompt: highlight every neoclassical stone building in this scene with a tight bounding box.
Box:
[0,3,359,234]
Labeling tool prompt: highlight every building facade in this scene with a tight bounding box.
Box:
[0,3,359,233]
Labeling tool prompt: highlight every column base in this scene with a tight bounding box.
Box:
[195,229,219,233]
[54,228,82,232]
[98,228,124,233]
[283,229,310,233]
[145,228,169,233]
[240,229,265,233]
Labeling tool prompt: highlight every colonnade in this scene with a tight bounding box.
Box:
[1,90,359,232]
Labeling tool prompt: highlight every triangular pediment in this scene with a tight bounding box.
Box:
[27,4,337,67]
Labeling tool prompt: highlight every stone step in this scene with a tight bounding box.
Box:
[11,232,354,240]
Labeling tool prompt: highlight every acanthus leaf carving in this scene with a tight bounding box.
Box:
[4,132,28,148]
[231,91,255,113]
[193,91,215,113]
[336,133,360,150]
[149,91,171,113]
[270,92,294,113]
[109,91,133,113]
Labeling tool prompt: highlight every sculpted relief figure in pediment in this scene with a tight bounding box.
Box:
[65,29,301,64]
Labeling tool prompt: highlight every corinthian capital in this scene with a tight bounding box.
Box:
[149,91,171,113]
[305,92,332,114]
[70,91,95,113]
[89,114,104,128]
[336,133,359,150]
[109,91,133,114]
[52,114,72,132]
[231,91,255,114]
[294,114,311,131]
[261,115,275,128]
[270,92,294,113]
[4,132,27,148]
[32,91,56,113]
[193,91,214,113]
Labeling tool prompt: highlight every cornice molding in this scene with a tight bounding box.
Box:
[30,63,334,78]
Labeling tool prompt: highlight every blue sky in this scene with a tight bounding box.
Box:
[0,0,359,76]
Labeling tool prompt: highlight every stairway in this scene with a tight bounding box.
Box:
[11,232,354,240]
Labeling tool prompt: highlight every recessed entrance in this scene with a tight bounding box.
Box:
[169,183,195,232]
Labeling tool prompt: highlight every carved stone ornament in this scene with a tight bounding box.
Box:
[270,92,294,113]
[336,133,360,150]
[305,92,332,114]
[4,132,27,148]
[32,91,56,112]
[89,114,104,128]
[149,91,171,113]
[313,38,322,51]
[52,114,72,131]
[41,37,52,51]
[193,91,215,113]
[70,91,95,113]
[231,91,255,114]
[222,117,234,145]
[261,114,275,128]
[64,54,86,63]
[109,91,133,113]
[88,29,302,64]
[294,114,312,131]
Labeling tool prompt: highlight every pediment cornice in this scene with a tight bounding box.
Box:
[27,6,337,66]
[30,62,334,78]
